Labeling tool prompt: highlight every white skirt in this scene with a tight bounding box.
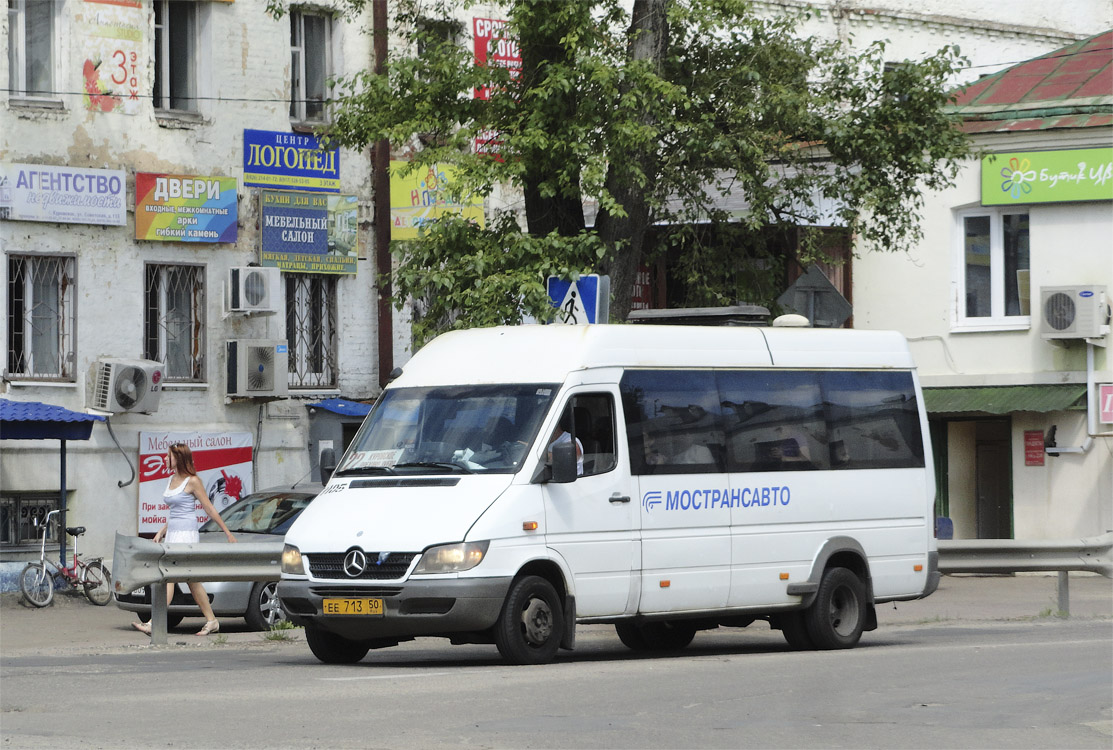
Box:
[164,529,200,544]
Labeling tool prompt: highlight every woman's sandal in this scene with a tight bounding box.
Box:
[196,619,220,636]
[132,621,152,635]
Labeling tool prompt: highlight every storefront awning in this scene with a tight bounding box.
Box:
[922,385,1087,415]
[1,398,106,440]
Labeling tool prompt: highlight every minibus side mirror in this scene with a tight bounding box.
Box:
[549,440,578,484]
[319,448,337,484]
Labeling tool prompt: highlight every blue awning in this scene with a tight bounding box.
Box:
[308,398,372,418]
[1,399,106,440]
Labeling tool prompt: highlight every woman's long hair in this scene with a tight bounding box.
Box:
[168,443,198,476]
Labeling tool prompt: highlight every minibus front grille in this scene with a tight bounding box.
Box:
[308,552,418,580]
[309,586,403,597]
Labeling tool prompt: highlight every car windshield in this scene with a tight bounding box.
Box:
[335,384,559,475]
[201,491,316,534]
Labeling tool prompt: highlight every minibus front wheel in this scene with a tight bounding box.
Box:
[306,625,371,664]
[804,567,867,649]
[494,575,564,665]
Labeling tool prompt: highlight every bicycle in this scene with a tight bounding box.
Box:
[19,510,113,607]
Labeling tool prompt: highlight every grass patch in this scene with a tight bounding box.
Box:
[262,620,301,641]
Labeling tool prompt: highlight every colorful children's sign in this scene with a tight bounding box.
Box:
[389,162,485,240]
[135,174,237,242]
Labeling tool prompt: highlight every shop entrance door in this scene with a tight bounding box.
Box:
[975,421,1012,539]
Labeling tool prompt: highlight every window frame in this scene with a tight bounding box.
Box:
[285,273,338,390]
[6,253,76,381]
[7,0,58,102]
[152,0,199,114]
[952,206,1031,333]
[143,262,206,382]
[0,492,59,549]
[289,7,333,125]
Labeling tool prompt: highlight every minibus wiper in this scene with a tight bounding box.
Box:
[333,466,394,477]
[393,461,474,474]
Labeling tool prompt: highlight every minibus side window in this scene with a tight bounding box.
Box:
[620,371,725,475]
[719,370,829,472]
[550,394,618,477]
[821,371,925,469]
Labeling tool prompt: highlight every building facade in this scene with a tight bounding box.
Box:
[852,33,1113,540]
[1,0,398,579]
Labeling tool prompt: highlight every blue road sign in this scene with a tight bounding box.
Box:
[546,275,609,324]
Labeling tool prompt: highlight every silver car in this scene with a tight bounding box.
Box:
[115,484,321,630]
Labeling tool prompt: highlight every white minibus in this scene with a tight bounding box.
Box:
[278,324,939,664]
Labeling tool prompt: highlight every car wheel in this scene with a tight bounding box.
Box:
[245,580,286,631]
[804,567,867,650]
[494,575,564,665]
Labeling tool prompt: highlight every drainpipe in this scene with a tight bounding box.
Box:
[1046,342,1109,455]
[373,0,393,389]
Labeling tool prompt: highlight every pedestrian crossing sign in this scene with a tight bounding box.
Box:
[546,275,609,325]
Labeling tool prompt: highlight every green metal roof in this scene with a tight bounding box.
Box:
[922,384,1087,415]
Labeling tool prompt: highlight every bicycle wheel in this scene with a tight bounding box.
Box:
[82,561,112,606]
[20,563,54,607]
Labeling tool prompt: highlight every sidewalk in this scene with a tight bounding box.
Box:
[1,573,1109,658]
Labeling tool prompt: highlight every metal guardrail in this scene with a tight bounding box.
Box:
[111,532,283,645]
[937,532,1112,617]
[111,531,1111,644]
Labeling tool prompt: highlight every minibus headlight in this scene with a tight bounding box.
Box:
[281,544,305,575]
[413,541,489,574]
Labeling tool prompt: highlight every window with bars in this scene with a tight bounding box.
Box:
[153,0,198,112]
[290,9,331,123]
[0,492,58,548]
[6,254,75,380]
[144,264,205,381]
[286,274,337,389]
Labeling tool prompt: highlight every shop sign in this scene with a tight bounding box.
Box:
[1100,384,1113,424]
[81,0,143,115]
[1023,430,1045,466]
[0,163,126,225]
[472,17,520,101]
[260,190,358,274]
[981,148,1113,205]
[389,161,485,240]
[135,173,237,242]
[137,432,253,535]
[243,129,340,193]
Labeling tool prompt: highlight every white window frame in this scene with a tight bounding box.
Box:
[952,206,1031,333]
[144,263,206,382]
[5,254,76,381]
[152,0,200,113]
[289,8,333,124]
[7,0,58,102]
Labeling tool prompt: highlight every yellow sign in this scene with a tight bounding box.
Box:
[389,162,485,240]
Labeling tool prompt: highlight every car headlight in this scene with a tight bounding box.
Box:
[413,541,489,574]
[281,544,305,575]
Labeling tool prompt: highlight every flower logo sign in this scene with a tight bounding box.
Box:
[999,157,1035,199]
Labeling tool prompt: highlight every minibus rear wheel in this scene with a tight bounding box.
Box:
[306,625,371,664]
[804,567,866,649]
[494,575,564,665]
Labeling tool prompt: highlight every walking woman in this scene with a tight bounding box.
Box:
[133,442,237,636]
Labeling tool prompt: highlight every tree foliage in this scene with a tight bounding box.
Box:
[303,0,970,343]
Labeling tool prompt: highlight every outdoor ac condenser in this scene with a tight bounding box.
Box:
[87,358,165,413]
[226,339,289,398]
[1040,286,1110,341]
[226,266,281,314]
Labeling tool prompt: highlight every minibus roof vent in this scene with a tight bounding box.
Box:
[771,314,811,328]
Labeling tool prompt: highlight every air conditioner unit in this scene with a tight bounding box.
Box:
[88,359,164,414]
[225,266,281,314]
[1040,286,1110,341]
[227,339,289,398]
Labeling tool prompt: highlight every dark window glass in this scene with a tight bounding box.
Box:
[620,371,724,475]
[719,370,829,472]
[821,371,925,469]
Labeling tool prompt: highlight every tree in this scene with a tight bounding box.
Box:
[295,0,969,343]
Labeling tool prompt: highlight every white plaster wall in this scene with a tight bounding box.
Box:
[1,1,387,563]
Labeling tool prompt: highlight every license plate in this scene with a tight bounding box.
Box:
[322,598,384,616]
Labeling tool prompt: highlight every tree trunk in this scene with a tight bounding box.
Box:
[596,0,668,322]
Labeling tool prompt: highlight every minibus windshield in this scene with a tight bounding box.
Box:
[335,384,560,475]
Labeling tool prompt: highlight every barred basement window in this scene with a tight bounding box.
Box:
[144,264,205,381]
[0,492,58,548]
[286,274,337,389]
[6,254,75,380]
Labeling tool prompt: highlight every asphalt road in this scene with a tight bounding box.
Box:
[1,574,1110,749]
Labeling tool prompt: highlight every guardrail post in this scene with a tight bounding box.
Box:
[151,583,168,646]
[1057,571,1070,618]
